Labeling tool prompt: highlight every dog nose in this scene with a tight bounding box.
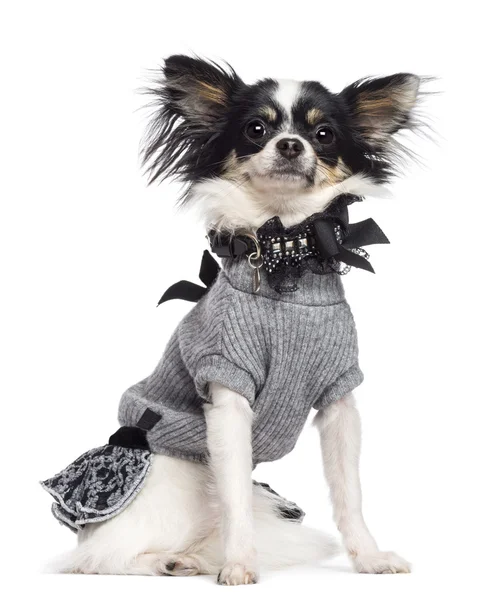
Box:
[276,138,304,159]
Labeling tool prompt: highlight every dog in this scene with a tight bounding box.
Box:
[42,55,424,584]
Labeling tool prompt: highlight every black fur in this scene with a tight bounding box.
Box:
[142,56,421,198]
[142,55,244,188]
[338,74,421,182]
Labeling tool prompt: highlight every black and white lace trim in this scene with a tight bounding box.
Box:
[41,444,152,532]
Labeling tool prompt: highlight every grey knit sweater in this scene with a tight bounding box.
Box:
[118,258,363,464]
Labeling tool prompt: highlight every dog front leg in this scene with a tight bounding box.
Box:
[315,392,410,574]
[204,382,258,585]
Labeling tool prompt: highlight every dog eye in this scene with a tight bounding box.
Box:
[246,121,266,139]
[315,127,334,145]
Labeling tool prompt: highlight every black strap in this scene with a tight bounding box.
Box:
[136,408,162,431]
[107,409,162,450]
[210,236,252,258]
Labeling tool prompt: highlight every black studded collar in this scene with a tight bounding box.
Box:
[158,194,390,304]
[209,193,389,293]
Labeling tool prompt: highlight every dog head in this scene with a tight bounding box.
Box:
[143,55,422,231]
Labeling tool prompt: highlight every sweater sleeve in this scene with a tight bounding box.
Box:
[117,277,258,462]
[191,355,256,403]
[312,364,364,410]
[177,278,258,404]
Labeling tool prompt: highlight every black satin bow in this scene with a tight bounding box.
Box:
[256,194,389,281]
[311,213,389,273]
[157,250,220,306]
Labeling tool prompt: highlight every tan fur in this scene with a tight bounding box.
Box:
[356,91,410,138]
[258,106,277,122]
[357,94,395,116]
[222,150,244,180]
[356,82,417,122]
[198,81,228,106]
[306,108,323,125]
[316,158,351,186]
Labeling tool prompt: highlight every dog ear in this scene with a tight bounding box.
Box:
[340,73,420,142]
[161,55,242,125]
[143,56,242,185]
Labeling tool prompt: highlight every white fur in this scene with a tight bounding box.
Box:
[53,452,338,577]
[274,79,302,128]
[190,172,389,232]
[314,393,410,574]
[246,131,317,186]
[56,389,409,579]
[204,383,257,584]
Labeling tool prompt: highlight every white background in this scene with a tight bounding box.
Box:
[2,1,503,598]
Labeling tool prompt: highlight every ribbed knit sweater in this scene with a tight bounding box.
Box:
[118,258,363,464]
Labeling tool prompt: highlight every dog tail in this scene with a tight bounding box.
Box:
[252,482,340,569]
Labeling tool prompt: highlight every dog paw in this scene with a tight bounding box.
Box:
[217,562,258,585]
[353,551,411,574]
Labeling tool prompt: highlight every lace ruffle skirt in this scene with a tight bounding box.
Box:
[41,444,152,532]
[41,442,304,532]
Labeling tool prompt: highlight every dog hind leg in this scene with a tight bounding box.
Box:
[51,452,338,576]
